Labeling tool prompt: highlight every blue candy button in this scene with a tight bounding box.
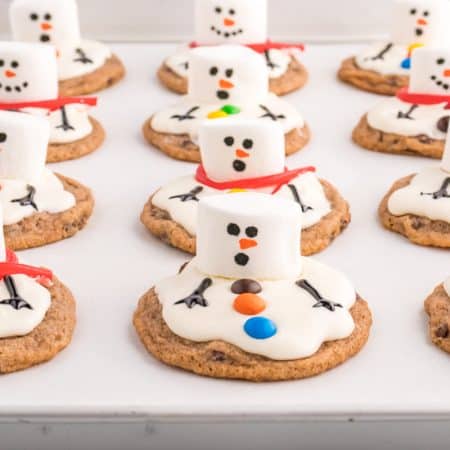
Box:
[244,317,277,340]
[401,58,411,69]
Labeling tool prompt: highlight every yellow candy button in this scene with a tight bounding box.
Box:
[207,110,228,119]
[228,188,247,193]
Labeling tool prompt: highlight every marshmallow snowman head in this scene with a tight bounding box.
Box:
[199,119,285,182]
[0,110,49,183]
[0,42,58,102]
[188,45,268,104]
[409,47,450,94]
[10,0,81,48]
[391,0,450,45]
[194,0,268,45]
[196,192,302,280]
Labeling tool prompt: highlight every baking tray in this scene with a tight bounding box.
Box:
[0,42,448,422]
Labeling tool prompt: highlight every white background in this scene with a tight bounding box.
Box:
[0,0,392,42]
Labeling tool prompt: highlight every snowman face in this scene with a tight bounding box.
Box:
[0,42,58,102]
[10,0,81,48]
[391,0,450,45]
[0,110,49,183]
[196,193,302,280]
[199,119,285,182]
[194,0,267,45]
[188,45,268,104]
[409,47,450,94]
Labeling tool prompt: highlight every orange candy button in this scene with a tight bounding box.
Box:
[233,293,266,316]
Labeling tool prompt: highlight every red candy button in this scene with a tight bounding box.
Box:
[233,293,266,316]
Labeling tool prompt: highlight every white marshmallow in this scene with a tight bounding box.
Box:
[196,192,302,280]
[0,110,49,183]
[10,0,81,49]
[0,42,58,102]
[442,131,450,173]
[194,0,267,45]
[0,205,6,261]
[188,45,268,104]
[199,118,285,181]
[390,0,450,45]
[409,47,450,95]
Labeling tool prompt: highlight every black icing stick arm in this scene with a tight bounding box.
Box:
[421,177,450,199]
[0,276,33,311]
[11,185,38,211]
[169,186,203,202]
[174,278,213,309]
[296,279,343,312]
[288,184,313,213]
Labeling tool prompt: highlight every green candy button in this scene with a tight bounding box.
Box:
[221,105,241,115]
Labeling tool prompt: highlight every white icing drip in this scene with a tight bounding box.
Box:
[0,168,76,225]
[0,274,51,338]
[151,93,304,141]
[388,167,450,222]
[165,46,291,80]
[156,257,356,360]
[444,277,450,296]
[23,105,93,144]
[355,42,409,76]
[367,97,447,140]
[58,40,111,81]
[152,172,330,236]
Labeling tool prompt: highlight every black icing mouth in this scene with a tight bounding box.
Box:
[430,75,449,90]
[217,90,230,100]
[40,34,51,42]
[210,26,243,38]
[0,81,29,93]
[415,27,424,37]
[235,253,249,266]
[233,160,246,172]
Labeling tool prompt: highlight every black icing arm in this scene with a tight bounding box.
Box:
[169,186,203,202]
[171,106,200,121]
[421,177,450,199]
[259,105,286,121]
[0,276,33,311]
[174,278,213,309]
[296,279,343,312]
[288,184,313,213]
[56,106,75,131]
[11,185,38,211]
[74,48,94,64]
[369,42,394,61]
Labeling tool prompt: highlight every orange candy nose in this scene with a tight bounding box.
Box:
[235,149,250,158]
[233,293,266,315]
[239,238,257,250]
[224,18,235,26]
[41,22,52,30]
[219,79,234,89]
[5,70,16,78]
[443,69,450,77]
[417,18,427,25]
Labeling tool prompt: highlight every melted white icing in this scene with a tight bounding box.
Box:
[156,257,356,360]
[23,105,93,144]
[355,42,409,76]
[152,172,331,236]
[151,93,304,142]
[0,274,51,338]
[0,169,76,225]
[165,46,291,80]
[388,167,450,222]
[367,97,447,140]
[58,40,111,81]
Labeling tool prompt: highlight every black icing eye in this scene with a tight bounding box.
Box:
[423,10,429,17]
[209,66,218,76]
[229,8,235,15]
[10,61,19,69]
[227,223,240,236]
[225,68,233,78]
[410,8,417,15]
[437,58,446,65]
[30,13,38,21]
[243,139,253,149]
[44,13,52,20]
[0,133,6,143]
[245,226,258,238]
[215,6,222,13]
[0,60,4,67]
[224,136,234,146]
